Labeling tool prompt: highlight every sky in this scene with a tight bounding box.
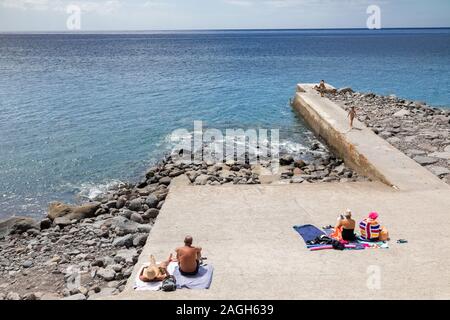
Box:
[0,0,449,31]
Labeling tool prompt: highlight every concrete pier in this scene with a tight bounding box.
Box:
[114,84,450,300]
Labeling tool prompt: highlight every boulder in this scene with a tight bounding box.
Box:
[158,177,172,186]
[0,217,39,237]
[53,217,73,227]
[393,109,410,117]
[130,212,144,224]
[279,155,294,166]
[194,174,210,185]
[133,234,148,247]
[428,166,450,177]
[48,202,100,222]
[127,199,143,212]
[145,195,158,208]
[143,208,159,219]
[112,234,134,248]
[413,156,439,166]
[96,268,116,281]
[114,248,138,264]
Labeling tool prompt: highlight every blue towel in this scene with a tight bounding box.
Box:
[293,224,326,245]
[172,265,214,289]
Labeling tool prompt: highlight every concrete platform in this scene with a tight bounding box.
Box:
[114,83,450,300]
[118,181,450,299]
[292,84,447,191]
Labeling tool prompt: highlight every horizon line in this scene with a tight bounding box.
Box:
[1,26,450,34]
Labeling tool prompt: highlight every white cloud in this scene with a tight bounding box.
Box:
[224,0,254,6]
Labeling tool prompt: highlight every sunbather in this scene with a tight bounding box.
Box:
[332,209,356,241]
[176,235,202,276]
[139,254,174,282]
[314,80,327,97]
[359,212,389,242]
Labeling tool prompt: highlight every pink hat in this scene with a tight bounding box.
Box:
[369,212,379,220]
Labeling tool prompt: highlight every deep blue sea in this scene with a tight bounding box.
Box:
[1,29,449,219]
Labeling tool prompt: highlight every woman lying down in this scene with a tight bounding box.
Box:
[139,254,175,282]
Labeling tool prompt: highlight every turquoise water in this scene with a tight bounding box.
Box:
[0,29,449,218]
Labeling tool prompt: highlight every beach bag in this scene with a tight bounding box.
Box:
[161,276,176,292]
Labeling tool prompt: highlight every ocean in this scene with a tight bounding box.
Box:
[0,28,449,219]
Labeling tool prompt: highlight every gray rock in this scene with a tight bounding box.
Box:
[112,234,134,248]
[22,260,33,268]
[428,152,450,160]
[145,195,158,208]
[0,217,40,237]
[159,177,172,186]
[194,174,210,185]
[115,248,138,264]
[393,109,410,117]
[116,197,126,209]
[40,218,52,230]
[143,208,159,219]
[6,292,21,300]
[62,293,86,300]
[133,234,148,247]
[128,199,143,212]
[413,156,439,166]
[105,200,117,209]
[444,145,450,153]
[130,212,144,224]
[428,166,450,177]
[54,217,73,227]
[96,268,116,281]
[279,155,294,165]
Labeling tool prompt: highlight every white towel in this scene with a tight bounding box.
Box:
[133,261,178,291]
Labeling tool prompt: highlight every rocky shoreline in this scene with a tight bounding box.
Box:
[327,89,450,184]
[1,88,448,300]
[0,137,362,300]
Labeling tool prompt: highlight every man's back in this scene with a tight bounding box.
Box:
[176,246,201,273]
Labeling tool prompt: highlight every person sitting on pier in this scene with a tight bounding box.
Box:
[139,254,174,282]
[332,209,356,241]
[359,212,389,242]
[176,235,202,276]
[314,80,327,97]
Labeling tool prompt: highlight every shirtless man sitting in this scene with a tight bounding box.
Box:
[176,236,202,276]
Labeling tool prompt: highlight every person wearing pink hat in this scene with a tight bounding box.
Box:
[359,212,389,241]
